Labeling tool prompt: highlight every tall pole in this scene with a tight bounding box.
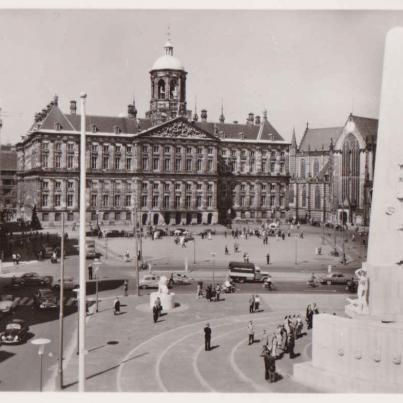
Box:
[40,353,43,392]
[193,238,196,264]
[133,204,139,296]
[0,111,3,223]
[58,210,65,390]
[295,235,298,265]
[78,92,87,392]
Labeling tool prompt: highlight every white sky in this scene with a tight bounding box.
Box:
[1,8,403,145]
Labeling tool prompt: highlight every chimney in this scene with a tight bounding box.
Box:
[34,113,42,123]
[70,100,77,115]
[247,113,254,125]
[263,110,268,122]
[41,109,48,119]
[201,109,207,122]
[255,115,261,125]
[128,104,137,119]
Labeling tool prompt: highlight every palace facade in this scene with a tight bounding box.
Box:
[16,39,290,227]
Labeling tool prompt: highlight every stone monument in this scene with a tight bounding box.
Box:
[149,275,176,311]
[293,27,403,392]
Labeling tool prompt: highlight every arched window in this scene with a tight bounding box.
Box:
[315,185,321,209]
[342,133,360,206]
[301,184,307,207]
[170,79,178,99]
[313,158,319,176]
[300,158,306,178]
[158,79,165,100]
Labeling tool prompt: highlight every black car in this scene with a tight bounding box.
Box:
[0,319,29,344]
[34,288,58,310]
[10,272,52,288]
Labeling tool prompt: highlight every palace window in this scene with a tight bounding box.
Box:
[125,195,131,207]
[196,196,202,208]
[164,159,171,171]
[196,159,202,171]
[42,154,49,168]
[207,183,213,192]
[42,194,48,207]
[153,145,159,153]
[103,156,109,169]
[208,147,213,155]
[103,212,109,221]
[185,196,191,208]
[261,195,266,206]
[55,143,62,152]
[164,146,170,153]
[240,184,245,191]
[153,183,159,191]
[67,155,74,169]
[102,195,109,207]
[67,194,73,207]
[103,145,109,153]
[153,158,159,170]
[300,159,306,178]
[301,185,307,207]
[207,160,213,171]
[196,183,202,191]
[175,195,181,208]
[115,211,121,221]
[92,144,98,153]
[250,196,255,207]
[158,79,165,99]
[142,183,147,191]
[240,196,245,207]
[152,195,159,208]
[67,181,74,190]
[55,181,61,191]
[186,183,192,191]
[114,157,120,170]
[175,146,181,154]
[67,143,74,152]
[143,145,148,153]
[91,194,97,207]
[55,155,61,168]
[126,145,132,154]
[175,159,181,171]
[126,158,132,170]
[186,159,192,171]
[141,196,147,208]
[114,195,121,207]
[91,156,97,169]
[250,184,255,192]
[142,157,149,170]
[175,183,181,191]
[186,147,192,154]
[164,183,170,192]
[197,147,202,155]
[270,195,275,206]
[163,195,170,208]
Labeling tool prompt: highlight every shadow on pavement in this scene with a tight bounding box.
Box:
[0,350,15,363]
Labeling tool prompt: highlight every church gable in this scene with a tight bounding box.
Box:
[138,117,218,141]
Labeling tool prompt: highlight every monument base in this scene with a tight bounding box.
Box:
[293,314,403,393]
[150,291,176,311]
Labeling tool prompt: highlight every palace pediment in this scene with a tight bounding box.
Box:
[137,117,218,141]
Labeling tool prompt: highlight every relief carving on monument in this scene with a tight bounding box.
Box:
[346,267,369,314]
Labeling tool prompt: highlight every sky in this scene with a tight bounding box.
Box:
[1,9,403,145]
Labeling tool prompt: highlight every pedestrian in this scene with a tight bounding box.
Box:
[306,304,313,329]
[204,323,212,351]
[248,320,255,345]
[254,294,261,311]
[225,245,229,255]
[124,280,129,296]
[249,295,255,313]
[113,297,121,315]
[288,331,296,359]
[261,329,270,348]
[153,304,159,323]
[215,284,221,302]
[261,345,276,382]
[124,250,130,262]
[282,232,285,240]
[16,253,21,265]
[206,285,213,302]
[300,231,304,239]
[296,315,303,338]
[12,253,17,265]
[266,253,270,265]
[287,230,291,237]
[88,264,93,280]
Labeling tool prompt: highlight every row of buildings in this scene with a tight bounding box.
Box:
[1,39,378,228]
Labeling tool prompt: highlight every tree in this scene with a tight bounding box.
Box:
[30,205,42,230]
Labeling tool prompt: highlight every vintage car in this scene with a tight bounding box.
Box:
[52,277,79,291]
[319,272,352,285]
[0,295,18,316]
[33,288,58,310]
[139,274,160,289]
[0,319,30,344]
[170,273,192,285]
[10,272,53,288]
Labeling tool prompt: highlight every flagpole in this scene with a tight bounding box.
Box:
[78,92,87,392]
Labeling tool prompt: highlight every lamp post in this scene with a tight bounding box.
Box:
[193,236,196,264]
[294,233,298,265]
[57,207,65,390]
[72,288,80,356]
[93,258,101,312]
[31,338,51,392]
[211,252,216,283]
[133,203,139,296]
[78,92,87,392]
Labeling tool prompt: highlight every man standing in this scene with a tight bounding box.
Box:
[204,323,212,351]
[248,321,255,345]
[249,295,255,313]
[113,297,121,315]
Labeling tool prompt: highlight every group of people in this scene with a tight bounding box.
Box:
[248,294,261,313]
[11,253,21,265]
[205,283,222,302]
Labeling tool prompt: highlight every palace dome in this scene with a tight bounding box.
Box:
[151,39,185,71]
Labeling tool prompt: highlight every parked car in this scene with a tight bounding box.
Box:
[104,229,124,238]
[319,272,351,285]
[42,245,55,259]
[52,277,78,291]
[139,274,160,289]
[346,278,358,292]
[10,272,53,288]
[268,222,279,230]
[33,288,58,310]
[0,319,30,344]
[0,295,18,316]
[170,273,192,285]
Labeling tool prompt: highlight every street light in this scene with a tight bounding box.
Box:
[31,338,51,392]
[294,233,298,265]
[132,202,139,296]
[93,258,102,312]
[193,235,196,264]
[210,252,216,283]
[58,206,65,390]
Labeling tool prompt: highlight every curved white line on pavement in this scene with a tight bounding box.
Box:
[116,309,290,392]
[302,341,312,361]
[192,316,274,393]
[229,333,271,393]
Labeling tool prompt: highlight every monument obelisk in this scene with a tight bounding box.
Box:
[293,27,403,392]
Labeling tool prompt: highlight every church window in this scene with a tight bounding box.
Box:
[301,185,307,207]
[300,159,306,178]
[313,158,319,176]
[315,185,321,209]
